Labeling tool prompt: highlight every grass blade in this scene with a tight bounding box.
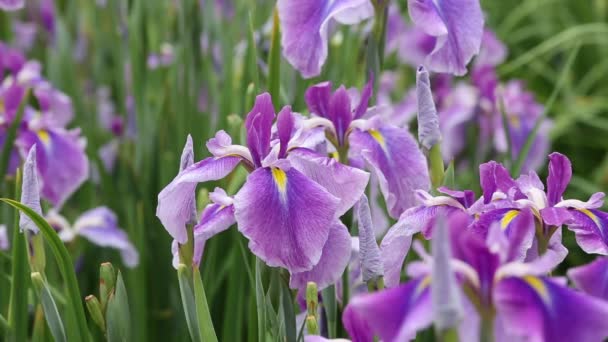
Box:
[1,198,89,341]
[268,8,281,110]
[31,272,67,342]
[193,268,218,342]
[177,265,202,342]
[106,271,131,342]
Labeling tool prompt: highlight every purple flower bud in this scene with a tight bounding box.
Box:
[416,66,441,150]
[20,144,42,234]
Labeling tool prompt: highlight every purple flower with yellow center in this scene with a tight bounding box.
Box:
[277,0,374,78]
[304,81,430,219]
[47,207,139,268]
[407,0,484,76]
[344,210,608,342]
[0,0,24,11]
[157,93,368,284]
[1,45,89,207]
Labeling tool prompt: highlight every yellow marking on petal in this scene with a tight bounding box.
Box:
[415,275,431,297]
[369,129,386,149]
[509,115,521,129]
[271,167,287,194]
[37,130,50,145]
[0,99,5,113]
[501,210,520,230]
[330,151,340,161]
[579,208,602,227]
[523,275,549,301]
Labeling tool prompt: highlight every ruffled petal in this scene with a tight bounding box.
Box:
[343,276,432,341]
[494,276,608,342]
[287,148,369,216]
[234,166,340,272]
[408,0,484,75]
[289,221,351,290]
[565,208,608,255]
[278,0,373,78]
[349,126,430,218]
[568,257,608,301]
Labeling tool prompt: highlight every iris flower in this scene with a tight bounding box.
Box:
[344,211,608,342]
[0,0,23,11]
[157,93,369,289]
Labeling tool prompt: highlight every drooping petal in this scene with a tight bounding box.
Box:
[192,199,236,267]
[568,257,608,301]
[245,93,275,167]
[289,221,351,290]
[74,207,139,268]
[234,166,340,273]
[408,0,484,75]
[156,156,241,244]
[343,276,432,342]
[357,195,384,283]
[564,208,608,255]
[475,29,507,67]
[19,128,89,208]
[416,66,441,150]
[349,126,430,218]
[278,0,373,78]
[287,148,369,216]
[0,0,24,10]
[546,152,572,207]
[19,144,42,234]
[494,276,608,342]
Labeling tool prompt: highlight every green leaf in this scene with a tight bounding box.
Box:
[177,264,202,342]
[6,173,29,342]
[321,285,337,338]
[193,268,218,342]
[106,271,131,342]
[1,198,89,341]
[31,272,67,342]
[268,8,281,110]
[255,258,266,342]
[280,279,296,342]
[442,161,456,189]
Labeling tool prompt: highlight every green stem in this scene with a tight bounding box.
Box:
[480,313,495,342]
[322,285,337,338]
[429,144,445,192]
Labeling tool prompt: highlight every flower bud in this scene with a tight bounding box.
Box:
[99,262,116,311]
[86,295,106,331]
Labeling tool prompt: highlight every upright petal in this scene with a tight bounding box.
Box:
[289,221,351,290]
[278,0,373,78]
[546,152,571,207]
[343,277,432,342]
[0,0,24,10]
[234,166,340,272]
[568,257,608,301]
[74,207,139,268]
[277,106,295,158]
[494,276,608,342]
[329,86,353,145]
[20,145,42,234]
[416,66,441,150]
[245,93,275,167]
[357,195,383,283]
[408,0,484,75]
[287,148,369,216]
[156,156,241,244]
[349,126,430,218]
[479,161,518,204]
[305,81,333,119]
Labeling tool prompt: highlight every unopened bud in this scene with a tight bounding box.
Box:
[86,295,106,331]
[99,262,116,311]
[306,282,318,316]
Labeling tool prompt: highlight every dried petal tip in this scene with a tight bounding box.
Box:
[20,144,42,234]
[357,195,384,283]
[416,66,441,150]
[431,215,462,331]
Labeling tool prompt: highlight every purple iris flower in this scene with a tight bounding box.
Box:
[277,0,374,78]
[407,0,484,75]
[0,0,24,10]
[344,211,608,341]
[158,93,368,288]
[304,81,430,219]
[47,207,139,268]
[1,44,89,208]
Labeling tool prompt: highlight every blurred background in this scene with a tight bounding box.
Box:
[0,0,607,340]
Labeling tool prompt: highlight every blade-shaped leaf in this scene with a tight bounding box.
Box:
[106,271,131,342]
[177,264,201,342]
[193,268,218,342]
[31,272,67,342]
